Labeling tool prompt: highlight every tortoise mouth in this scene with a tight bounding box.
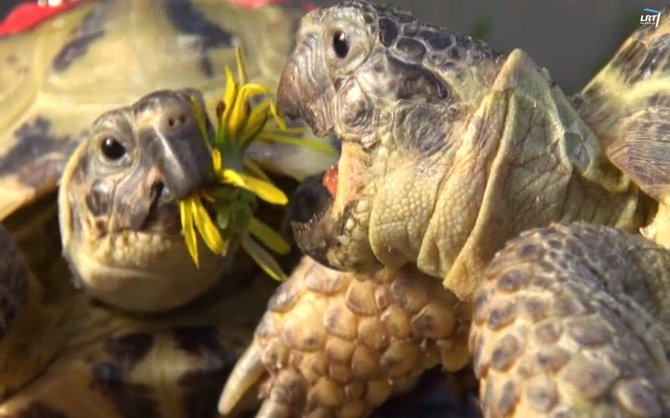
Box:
[287,137,375,270]
[140,201,181,235]
[137,183,180,234]
[277,57,377,269]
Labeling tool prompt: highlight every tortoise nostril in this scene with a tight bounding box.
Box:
[167,113,189,129]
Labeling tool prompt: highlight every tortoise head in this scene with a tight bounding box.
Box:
[278,1,505,275]
[58,89,223,312]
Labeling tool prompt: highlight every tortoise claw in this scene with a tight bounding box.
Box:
[219,340,266,415]
[255,400,291,418]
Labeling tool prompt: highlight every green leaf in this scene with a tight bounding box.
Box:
[248,217,290,255]
[241,234,288,281]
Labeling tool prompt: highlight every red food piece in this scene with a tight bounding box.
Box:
[0,1,82,36]
[323,164,338,196]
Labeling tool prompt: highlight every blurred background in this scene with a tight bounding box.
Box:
[2,0,666,91]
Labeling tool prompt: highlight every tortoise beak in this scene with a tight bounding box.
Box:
[277,41,335,136]
[134,89,216,200]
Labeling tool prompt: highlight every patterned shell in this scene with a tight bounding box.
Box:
[577,10,670,203]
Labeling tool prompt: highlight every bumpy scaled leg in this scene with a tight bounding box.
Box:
[470,223,670,417]
[219,257,472,417]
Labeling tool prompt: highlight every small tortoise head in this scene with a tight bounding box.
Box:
[58,89,224,312]
[278,1,504,274]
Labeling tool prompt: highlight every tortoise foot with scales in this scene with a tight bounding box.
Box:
[219,2,670,417]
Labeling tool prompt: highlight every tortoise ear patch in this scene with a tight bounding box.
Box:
[85,179,113,217]
[359,53,450,102]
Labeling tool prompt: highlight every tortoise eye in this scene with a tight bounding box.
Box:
[332,30,350,59]
[100,137,126,161]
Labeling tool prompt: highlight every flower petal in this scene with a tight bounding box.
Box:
[229,84,273,138]
[239,98,272,146]
[248,217,290,255]
[191,198,227,255]
[240,234,287,281]
[242,158,271,182]
[268,101,287,130]
[258,132,337,156]
[190,96,211,145]
[222,66,238,126]
[179,198,200,268]
[235,46,248,85]
[221,169,288,205]
[211,148,223,173]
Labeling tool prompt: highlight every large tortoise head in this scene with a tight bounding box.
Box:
[277,1,504,273]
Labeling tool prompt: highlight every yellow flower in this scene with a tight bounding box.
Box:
[178,47,333,281]
[179,196,227,268]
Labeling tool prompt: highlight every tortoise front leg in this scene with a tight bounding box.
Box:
[219,256,473,417]
[471,223,670,417]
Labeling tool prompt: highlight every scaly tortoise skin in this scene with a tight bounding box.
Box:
[0,1,334,417]
[218,1,670,417]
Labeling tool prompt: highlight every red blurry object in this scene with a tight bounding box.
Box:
[0,0,317,36]
[0,1,82,36]
[229,0,315,11]
[228,0,287,8]
[323,164,338,196]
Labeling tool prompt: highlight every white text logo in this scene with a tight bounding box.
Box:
[641,8,662,28]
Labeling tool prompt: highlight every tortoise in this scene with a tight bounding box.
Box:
[0,0,340,416]
[217,1,670,417]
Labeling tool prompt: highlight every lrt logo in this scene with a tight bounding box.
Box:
[640,8,662,28]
